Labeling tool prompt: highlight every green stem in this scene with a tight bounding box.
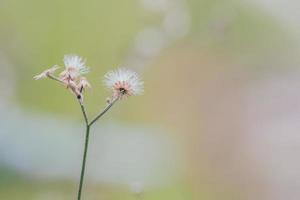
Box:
[89,98,118,127]
[79,101,89,125]
[77,124,90,200]
[77,100,89,200]
[77,98,117,200]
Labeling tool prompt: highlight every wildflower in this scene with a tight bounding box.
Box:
[34,54,91,100]
[60,54,89,82]
[34,58,145,200]
[104,68,144,99]
[33,65,59,80]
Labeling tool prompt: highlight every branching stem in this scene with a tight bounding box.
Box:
[89,97,118,127]
[46,73,118,200]
[77,98,118,200]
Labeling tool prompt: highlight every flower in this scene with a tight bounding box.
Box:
[33,65,59,80]
[34,54,91,101]
[60,54,89,81]
[104,68,144,99]
[64,54,89,74]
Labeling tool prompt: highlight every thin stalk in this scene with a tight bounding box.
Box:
[77,98,117,200]
[77,124,90,200]
[79,101,89,125]
[77,100,89,200]
[47,74,64,84]
[89,98,118,126]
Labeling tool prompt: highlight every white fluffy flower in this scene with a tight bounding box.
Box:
[63,54,89,75]
[104,68,144,98]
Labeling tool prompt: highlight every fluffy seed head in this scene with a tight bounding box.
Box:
[104,68,144,98]
[63,54,89,77]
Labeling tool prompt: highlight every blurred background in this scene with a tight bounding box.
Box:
[1,0,300,199]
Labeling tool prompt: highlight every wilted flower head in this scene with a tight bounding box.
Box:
[33,65,59,80]
[34,54,91,101]
[60,54,89,81]
[104,68,144,99]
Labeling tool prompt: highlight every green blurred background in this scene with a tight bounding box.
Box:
[1,0,300,199]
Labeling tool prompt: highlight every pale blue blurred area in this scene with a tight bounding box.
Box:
[0,105,182,186]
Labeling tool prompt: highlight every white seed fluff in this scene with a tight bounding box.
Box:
[104,68,144,96]
[63,54,89,74]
